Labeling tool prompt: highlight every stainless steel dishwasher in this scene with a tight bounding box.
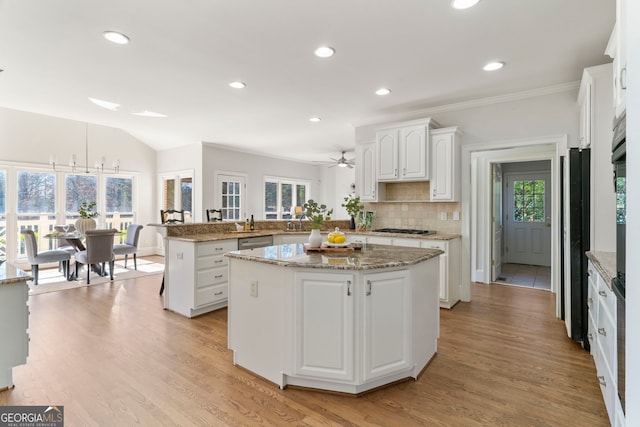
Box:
[237,235,274,250]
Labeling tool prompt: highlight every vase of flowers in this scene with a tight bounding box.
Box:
[303,199,333,247]
[76,201,99,235]
[341,195,364,230]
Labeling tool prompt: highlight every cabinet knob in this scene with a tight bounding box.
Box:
[598,376,606,387]
[598,327,606,336]
[598,290,607,297]
[588,333,593,340]
[587,297,593,306]
[432,189,436,197]
[394,168,398,177]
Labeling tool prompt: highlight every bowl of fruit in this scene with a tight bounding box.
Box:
[325,227,348,247]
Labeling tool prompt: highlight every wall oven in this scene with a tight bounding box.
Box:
[611,112,626,413]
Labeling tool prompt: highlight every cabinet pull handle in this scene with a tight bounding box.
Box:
[598,376,606,386]
[215,259,224,263]
[403,167,406,176]
[214,291,223,296]
[366,280,372,296]
[394,168,398,177]
[598,328,606,336]
[621,67,627,90]
[432,189,436,197]
[215,274,223,279]
[588,333,593,340]
[347,280,352,296]
[598,290,607,297]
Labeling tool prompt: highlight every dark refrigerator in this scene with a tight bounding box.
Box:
[562,147,590,349]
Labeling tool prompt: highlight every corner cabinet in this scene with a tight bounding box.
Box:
[430,127,461,202]
[165,238,237,318]
[605,0,626,119]
[377,118,435,182]
[356,141,383,202]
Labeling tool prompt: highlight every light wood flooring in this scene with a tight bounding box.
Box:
[1,268,608,426]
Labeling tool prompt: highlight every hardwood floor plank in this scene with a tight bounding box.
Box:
[0,271,609,426]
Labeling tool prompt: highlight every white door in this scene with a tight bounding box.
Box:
[505,173,551,266]
[491,164,503,280]
[216,173,245,221]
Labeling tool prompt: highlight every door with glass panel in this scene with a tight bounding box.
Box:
[161,173,193,223]
[505,173,551,266]
[218,174,245,221]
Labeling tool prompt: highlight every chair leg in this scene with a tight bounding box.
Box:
[159,275,165,295]
[109,261,114,280]
[75,262,80,280]
[32,264,39,286]
[133,254,137,270]
[124,254,128,268]
[87,266,91,285]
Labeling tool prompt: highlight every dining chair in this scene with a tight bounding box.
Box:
[113,224,143,269]
[160,209,184,224]
[74,229,118,284]
[21,229,71,285]
[53,224,77,272]
[206,209,222,222]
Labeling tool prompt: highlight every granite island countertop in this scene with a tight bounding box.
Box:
[586,251,616,288]
[0,261,32,286]
[225,243,443,271]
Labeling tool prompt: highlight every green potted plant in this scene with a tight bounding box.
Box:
[341,195,363,230]
[303,199,333,247]
[76,201,99,235]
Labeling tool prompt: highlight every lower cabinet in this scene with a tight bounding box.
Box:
[293,269,414,386]
[166,238,237,318]
[587,260,619,426]
[0,278,29,389]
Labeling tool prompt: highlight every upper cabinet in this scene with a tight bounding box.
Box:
[357,141,384,202]
[376,118,435,182]
[605,0,626,119]
[430,127,461,202]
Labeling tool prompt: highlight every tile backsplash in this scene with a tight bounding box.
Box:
[362,200,462,234]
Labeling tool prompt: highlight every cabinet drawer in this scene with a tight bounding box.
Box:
[196,254,227,270]
[197,266,228,288]
[587,265,598,320]
[392,237,421,248]
[597,278,616,320]
[197,240,237,256]
[422,240,447,253]
[596,359,617,427]
[195,283,228,307]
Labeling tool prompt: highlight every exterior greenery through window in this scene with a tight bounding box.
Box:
[264,177,309,220]
[513,180,545,222]
[221,180,242,221]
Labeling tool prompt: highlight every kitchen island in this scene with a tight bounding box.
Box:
[226,243,442,394]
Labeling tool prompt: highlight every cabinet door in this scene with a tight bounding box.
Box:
[423,241,448,301]
[377,129,399,180]
[359,142,378,201]
[293,272,354,381]
[400,125,428,180]
[362,270,412,381]
[579,79,592,148]
[431,131,456,201]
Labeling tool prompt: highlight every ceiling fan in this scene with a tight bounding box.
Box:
[316,151,355,168]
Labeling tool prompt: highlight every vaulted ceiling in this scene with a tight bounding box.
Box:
[0,0,614,162]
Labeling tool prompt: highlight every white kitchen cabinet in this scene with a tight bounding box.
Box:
[293,272,355,381]
[356,141,383,201]
[605,0,626,119]
[422,239,461,309]
[0,276,29,389]
[362,270,412,381]
[578,77,592,148]
[376,118,435,182]
[430,127,461,201]
[165,238,237,318]
[587,260,619,426]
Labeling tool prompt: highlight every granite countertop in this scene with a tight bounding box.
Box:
[586,251,616,287]
[0,262,32,286]
[225,243,443,271]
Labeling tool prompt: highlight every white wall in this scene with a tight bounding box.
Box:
[0,107,158,255]
[319,165,356,220]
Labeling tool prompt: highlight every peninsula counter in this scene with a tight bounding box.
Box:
[225,243,442,394]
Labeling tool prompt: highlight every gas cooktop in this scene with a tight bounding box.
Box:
[372,228,435,235]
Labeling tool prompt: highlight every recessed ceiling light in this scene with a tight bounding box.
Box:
[314,46,335,58]
[88,97,120,111]
[483,61,505,71]
[131,110,167,118]
[229,81,246,89]
[451,0,480,9]
[375,88,391,96]
[102,31,130,45]
[309,117,321,122]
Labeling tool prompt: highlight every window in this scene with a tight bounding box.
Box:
[161,172,193,223]
[65,173,98,221]
[105,176,134,236]
[513,180,545,222]
[263,177,309,220]
[17,170,57,255]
